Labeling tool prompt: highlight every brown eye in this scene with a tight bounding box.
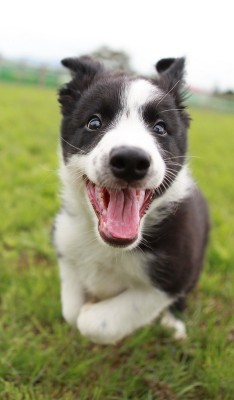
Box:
[87,116,102,130]
[153,121,167,136]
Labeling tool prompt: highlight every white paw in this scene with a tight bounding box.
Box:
[161,311,187,340]
[77,303,122,344]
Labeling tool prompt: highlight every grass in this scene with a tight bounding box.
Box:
[0,82,234,399]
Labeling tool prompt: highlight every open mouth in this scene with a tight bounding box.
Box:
[85,179,154,246]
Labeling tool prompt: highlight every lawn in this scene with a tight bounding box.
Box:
[0,82,234,400]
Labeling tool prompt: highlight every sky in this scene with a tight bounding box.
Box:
[1,0,233,91]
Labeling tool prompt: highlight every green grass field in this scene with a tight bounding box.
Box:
[0,82,234,400]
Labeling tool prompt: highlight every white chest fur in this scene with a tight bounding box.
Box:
[54,208,150,300]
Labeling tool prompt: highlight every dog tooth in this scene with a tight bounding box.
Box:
[94,186,103,209]
[138,190,145,207]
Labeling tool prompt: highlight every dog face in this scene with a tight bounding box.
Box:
[59,56,190,247]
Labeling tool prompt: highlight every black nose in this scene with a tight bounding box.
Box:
[109,146,151,181]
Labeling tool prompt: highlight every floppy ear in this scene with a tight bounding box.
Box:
[155,57,186,93]
[58,56,103,116]
[61,56,103,82]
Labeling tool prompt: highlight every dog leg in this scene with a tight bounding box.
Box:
[161,310,187,340]
[77,287,173,344]
[59,259,85,327]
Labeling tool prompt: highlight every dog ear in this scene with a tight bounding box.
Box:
[61,56,103,81]
[156,57,190,127]
[155,57,185,93]
[58,56,103,116]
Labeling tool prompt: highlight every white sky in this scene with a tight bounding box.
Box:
[1,0,233,90]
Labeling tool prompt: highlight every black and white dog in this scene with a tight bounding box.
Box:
[53,56,209,344]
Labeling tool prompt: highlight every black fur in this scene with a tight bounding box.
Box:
[59,57,189,171]
[58,55,209,311]
[59,57,127,161]
[140,189,209,296]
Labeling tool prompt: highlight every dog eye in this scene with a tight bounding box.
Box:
[87,116,102,130]
[153,121,167,136]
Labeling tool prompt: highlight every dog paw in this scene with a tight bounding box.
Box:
[77,303,122,344]
[161,311,187,340]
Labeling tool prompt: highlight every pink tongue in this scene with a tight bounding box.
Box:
[104,189,140,240]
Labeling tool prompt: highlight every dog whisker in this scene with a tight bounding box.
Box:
[166,162,184,168]
[139,238,154,251]
[61,138,86,153]
[156,80,181,106]
[160,108,185,113]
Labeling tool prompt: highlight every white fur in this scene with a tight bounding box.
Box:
[55,203,173,343]
[126,78,162,110]
[54,78,194,343]
[161,311,187,340]
[77,287,172,344]
[143,166,194,231]
[54,160,193,343]
[69,79,166,190]
[55,207,174,343]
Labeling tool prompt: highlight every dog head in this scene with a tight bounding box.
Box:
[58,56,190,248]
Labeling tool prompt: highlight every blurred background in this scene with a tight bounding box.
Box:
[0,0,233,110]
[1,1,234,399]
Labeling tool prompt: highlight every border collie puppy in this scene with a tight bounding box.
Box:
[53,56,209,344]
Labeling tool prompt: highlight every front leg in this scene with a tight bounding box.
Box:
[59,258,85,326]
[77,287,173,344]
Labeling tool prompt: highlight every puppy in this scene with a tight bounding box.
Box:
[53,56,209,344]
